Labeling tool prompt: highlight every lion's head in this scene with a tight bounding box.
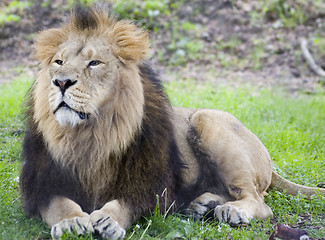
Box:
[30,6,151,184]
[34,6,149,126]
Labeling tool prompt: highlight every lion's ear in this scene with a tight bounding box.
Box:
[34,28,68,64]
[111,21,150,63]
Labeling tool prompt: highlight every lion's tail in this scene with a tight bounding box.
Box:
[270,171,325,198]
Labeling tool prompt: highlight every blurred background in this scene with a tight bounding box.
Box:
[0,0,325,92]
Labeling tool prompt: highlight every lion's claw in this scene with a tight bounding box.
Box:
[90,210,125,239]
[51,216,94,240]
[214,204,250,225]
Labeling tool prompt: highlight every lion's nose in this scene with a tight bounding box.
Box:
[53,79,77,94]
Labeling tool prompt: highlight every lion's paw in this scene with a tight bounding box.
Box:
[185,200,218,220]
[214,204,250,226]
[185,202,209,220]
[51,216,94,240]
[90,210,125,240]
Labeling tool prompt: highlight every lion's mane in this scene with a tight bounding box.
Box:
[21,6,183,222]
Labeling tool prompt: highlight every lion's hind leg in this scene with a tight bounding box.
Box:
[188,109,274,225]
[185,192,273,225]
[185,192,227,220]
[214,194,272,225]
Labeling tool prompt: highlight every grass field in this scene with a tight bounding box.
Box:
[0,75,324,239]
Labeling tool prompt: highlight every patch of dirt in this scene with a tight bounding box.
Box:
[0,0,325,95]
[149,0,325,94]
[0,0,66,84]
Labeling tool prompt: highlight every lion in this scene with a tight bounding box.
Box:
[20,6,325,240]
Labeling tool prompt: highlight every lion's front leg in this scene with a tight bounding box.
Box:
[40,197,94,239]
[90,200,131,240]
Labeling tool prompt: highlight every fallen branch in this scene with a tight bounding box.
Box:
[300,38,325,78]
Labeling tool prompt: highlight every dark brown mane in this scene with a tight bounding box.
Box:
[72,5,99,31]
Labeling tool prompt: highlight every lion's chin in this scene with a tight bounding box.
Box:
[54,107,88,127]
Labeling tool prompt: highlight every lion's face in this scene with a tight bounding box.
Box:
[32,8,149,131]
[47,36,120,127]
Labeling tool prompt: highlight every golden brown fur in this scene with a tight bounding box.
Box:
[32,7,148,190]
[21,6,325,240]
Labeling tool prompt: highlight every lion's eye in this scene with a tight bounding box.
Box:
[88,60,102,67]
[55,60,63,65]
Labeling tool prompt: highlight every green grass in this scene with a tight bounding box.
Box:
[0,76,324,239]
[0,76,50,240]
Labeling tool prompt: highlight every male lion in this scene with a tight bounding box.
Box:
[21,6,325,240]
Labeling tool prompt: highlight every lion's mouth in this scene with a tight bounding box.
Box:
[54,101,89,120]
